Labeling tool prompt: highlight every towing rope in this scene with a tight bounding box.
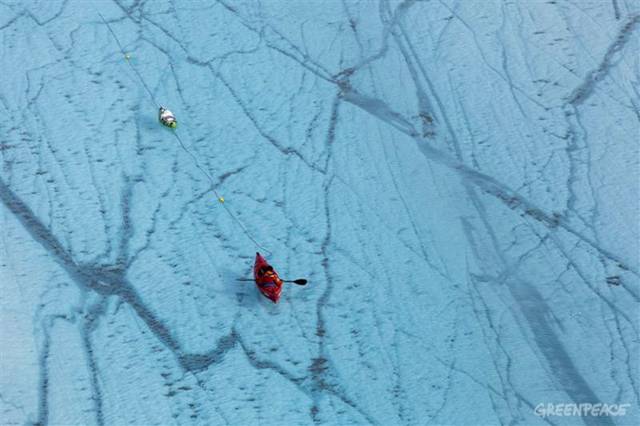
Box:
[98,12,272,256]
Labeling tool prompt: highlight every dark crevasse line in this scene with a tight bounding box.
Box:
[509,277,617,426]
[179,330,238,373]
[321,95,341,173]
[558,12,640,299]
[235,331,307,395]
[337,87,638,278]
[81,299,107,426]
[367,10,630,423]
[0,179,77,273]
[351,5,441,421]
[383,1,461,278]
[436,0,547,111]
[236,328,376,422]
[215,0,335,84]
[116,175,137,268]
[568,13,640,106]
[308,94,377,425]
[612,0,621,20]
[339,88,417,138]
[311,171,333,425]
[219,0,637,278]
[0,177,237,377]
[331,6,632,424]
[33,314,71,426]
[34,319,52,426]
[0,10,25,31]
[0,177,177,356]
[465,271,532,424]
[336,0,413,83]
[456,122,619,426]
[457,117,619,425]
[99,7,349,395]
[234,317,372,421]
[462,218,533,421]
[463,185,616,426]
[560,83,640,402]
[558,12,639,243]
[381,0,438,136]
[110,276,239,374]
[206,64,326,175]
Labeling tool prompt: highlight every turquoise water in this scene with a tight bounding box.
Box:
[1,1,638,425]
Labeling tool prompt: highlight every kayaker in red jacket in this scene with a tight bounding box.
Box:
[254,253,283,302]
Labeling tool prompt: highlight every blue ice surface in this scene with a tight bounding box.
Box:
[1,0,639,425]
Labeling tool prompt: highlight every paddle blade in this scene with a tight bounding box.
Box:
[292,279,307,286]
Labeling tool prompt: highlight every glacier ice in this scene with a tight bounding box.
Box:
[1,1,639,425]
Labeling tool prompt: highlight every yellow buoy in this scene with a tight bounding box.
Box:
[124,53,131,60]
[218,197,225,203]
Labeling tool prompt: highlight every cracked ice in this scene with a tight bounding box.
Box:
[1,1,638,425]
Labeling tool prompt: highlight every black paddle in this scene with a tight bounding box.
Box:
[236,278,307,286]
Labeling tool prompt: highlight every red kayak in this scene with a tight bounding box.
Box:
[254,252,283,303]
